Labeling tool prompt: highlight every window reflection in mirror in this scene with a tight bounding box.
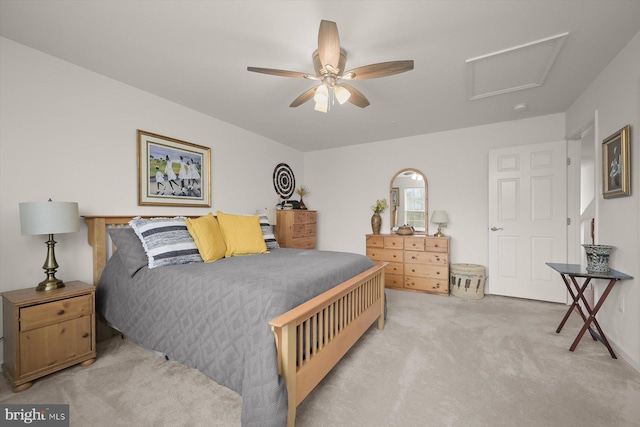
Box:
[390,169,428,233]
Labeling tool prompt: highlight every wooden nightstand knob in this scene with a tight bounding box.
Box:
[57,309,65,315]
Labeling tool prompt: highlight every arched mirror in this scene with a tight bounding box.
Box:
[390,168,428,233]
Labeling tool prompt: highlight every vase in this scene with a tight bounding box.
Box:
[582,244,613,272]
[299,197,307,210]
[371,213,381,234]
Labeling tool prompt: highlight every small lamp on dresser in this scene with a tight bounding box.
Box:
[430,210,449,237]
[19,199,80,291]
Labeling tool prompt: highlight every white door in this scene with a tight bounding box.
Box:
[488,140,568,303]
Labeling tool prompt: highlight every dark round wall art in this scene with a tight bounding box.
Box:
[273,163,296,200]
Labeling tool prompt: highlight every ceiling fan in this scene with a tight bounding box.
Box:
[247,20,414,113]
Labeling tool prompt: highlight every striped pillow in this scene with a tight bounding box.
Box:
[258,213,280,249]
[129,217,203,268]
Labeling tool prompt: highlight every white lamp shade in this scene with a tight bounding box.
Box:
[313,85,329,103]
[19,201,80,235]
[430,210,449,225]
[314,101,328,113]
[334,85,351,104]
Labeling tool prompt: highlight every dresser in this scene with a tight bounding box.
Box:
[275,210,317,249]
[365,234,450,295]
[1,281,97,392]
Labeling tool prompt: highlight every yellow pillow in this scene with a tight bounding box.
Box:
[186,213,226,262]
[216,211,268,257]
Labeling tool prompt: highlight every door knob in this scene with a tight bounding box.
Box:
[490,227,503,231]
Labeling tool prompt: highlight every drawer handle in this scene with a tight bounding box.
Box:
[57,309,65,315]
[82,332,89,338]
[412,256,417,260]
[435,256,440,261]
[411,269,416,273]
[436,272,440,275]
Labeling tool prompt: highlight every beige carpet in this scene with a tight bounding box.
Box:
[2,290,640,426]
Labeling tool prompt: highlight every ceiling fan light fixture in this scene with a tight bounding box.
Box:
[334,85,351,104]
[314,84,329,104]
[314,101,328,113]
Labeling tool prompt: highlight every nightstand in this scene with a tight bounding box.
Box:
[2,281,96,392]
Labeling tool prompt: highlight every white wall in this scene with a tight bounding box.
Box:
[0,38,303,361]
[566,31,640,370]
[304,114,566,272]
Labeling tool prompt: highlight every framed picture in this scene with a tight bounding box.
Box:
[602,125,631,199]
[138,130,211,207]
[391,187,400,207]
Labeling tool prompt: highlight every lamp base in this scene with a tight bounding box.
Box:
[434,226,445,237]
[36,277,65,292]
[36,233,65,291]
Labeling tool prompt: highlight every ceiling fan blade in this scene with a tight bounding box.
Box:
[341,84,370,108]
[343,60,414,80]
[290,86,319,107]
[247,67,316,80]
[318,20,341,73]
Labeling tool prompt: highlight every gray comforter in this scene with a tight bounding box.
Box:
[97,248,375,426]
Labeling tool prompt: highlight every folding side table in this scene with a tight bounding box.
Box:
[546,262,632,359]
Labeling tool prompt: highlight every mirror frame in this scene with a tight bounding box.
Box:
[389,168,429,234]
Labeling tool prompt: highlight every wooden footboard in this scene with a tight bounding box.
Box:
[84,215,385,427]
[269,263,385,427]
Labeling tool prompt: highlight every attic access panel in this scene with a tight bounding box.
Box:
[466,32,568,100]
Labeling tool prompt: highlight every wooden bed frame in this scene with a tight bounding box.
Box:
[84,215,386,426]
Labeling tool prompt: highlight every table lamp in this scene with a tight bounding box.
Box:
[430,210,449,237]
[19,199,80,291]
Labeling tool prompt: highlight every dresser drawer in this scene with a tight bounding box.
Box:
[384,262,404,276]
[404,264,448,279]
[383,236,404,249]
[404,276,448,293]
[292,237,316,249]
[293,211,317,224]
[366,248,403,263]
[292,223,316,238]
[404,237,425,251]
[405,251,449,265]
[425,238,448,253]
[293,211,307,223]
[366,235,384,248]
[304,224,316,236]
[20,295,93,332]
[385,274,404,289]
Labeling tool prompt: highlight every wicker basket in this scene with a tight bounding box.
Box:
[450,264,486,299]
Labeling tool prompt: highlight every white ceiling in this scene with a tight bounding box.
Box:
[1,1,639,152]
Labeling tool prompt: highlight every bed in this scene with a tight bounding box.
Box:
[84,215,386,427]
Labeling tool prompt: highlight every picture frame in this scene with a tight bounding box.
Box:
[138,130,211,207]
[602,125,631,199]
[391,187,400,207]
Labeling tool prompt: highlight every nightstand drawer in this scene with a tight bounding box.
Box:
[21,294,93,332]
[20,315,93,375]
